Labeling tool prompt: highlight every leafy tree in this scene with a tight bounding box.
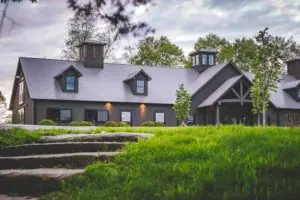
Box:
[173,84,191,126]
[250,28,283,126]
[0,91,7,124]
[1,0,154,37]
[194,33,233,63]
[130,36,187,67]
[232,38,257,71]
[62,12,118,62]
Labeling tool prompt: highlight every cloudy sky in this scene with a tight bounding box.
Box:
[1,0,300,102]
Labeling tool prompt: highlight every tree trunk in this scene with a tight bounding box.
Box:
[262,100,266,126]
[257,114,260,126]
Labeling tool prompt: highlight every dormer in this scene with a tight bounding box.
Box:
[55,65,82,93]
[190,49,218,72]
[76,40,107,68]
[124,70,152,96]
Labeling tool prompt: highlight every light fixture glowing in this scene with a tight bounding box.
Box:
[139,103,146,117]
[105,102,112,111]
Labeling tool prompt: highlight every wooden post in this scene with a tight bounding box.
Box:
[216,103,220,125]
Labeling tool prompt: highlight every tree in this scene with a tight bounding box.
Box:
[1,0,154,37]
[250,28,283,126]
[130,36,187,67]
[194,33,233,63]
[0,91,7,124]
[173,84,191,126]
[62,12,118,62]
[232,38,257,71]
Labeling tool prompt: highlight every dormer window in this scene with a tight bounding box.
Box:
[137,80,145,94]
[66,76,76,91]
[55,65,82,93]
[124,69,152,96]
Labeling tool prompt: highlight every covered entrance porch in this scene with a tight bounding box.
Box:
[198,75,254,125]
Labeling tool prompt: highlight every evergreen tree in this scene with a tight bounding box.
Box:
[173,84,191,126]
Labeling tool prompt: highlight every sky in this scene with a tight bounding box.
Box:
[1,0,300,102]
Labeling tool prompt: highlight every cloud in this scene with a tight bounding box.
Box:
[1,0,300,102]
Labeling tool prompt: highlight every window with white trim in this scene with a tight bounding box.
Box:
[155,112,165,123]
[17,107,24,124]
[98,110,109,122]
[121,111,132,123]
[60,109,72,122]
[192,56,196,66]
[209,55,214,65]
[202,54,207,65]
[187,114,195,124]
[136,80,145,94]
[18,81,24,105]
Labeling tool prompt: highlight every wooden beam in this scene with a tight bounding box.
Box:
[243,90,250,99]
[231,88,240,98]
[219,99,251,103]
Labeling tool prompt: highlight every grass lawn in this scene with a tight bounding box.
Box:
[2,126,300,199]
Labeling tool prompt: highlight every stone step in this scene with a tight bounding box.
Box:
[0,142,124,156]
[39,132,153,143]
[0,152,119,169]
[0,168,84,196]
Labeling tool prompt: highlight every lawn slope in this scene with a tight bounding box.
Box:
[39,126,300,200]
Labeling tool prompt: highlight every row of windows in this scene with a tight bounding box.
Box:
[46,108,166,124]
[192,54,214,66]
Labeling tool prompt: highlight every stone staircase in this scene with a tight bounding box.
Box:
[0,133,152,198]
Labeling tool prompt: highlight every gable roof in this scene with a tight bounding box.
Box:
[123,69,152,82]
[242,71,300,109]
[198,75,243,108]
[54,65,83,78]
[15,57,300,110]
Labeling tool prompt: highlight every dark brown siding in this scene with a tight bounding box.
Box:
[191,64,240,124]
[35,100,177,126]
[287,60,300,79]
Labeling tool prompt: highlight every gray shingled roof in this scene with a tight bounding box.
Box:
[242,71,300,109]
[20,57,223,104]
[198,75,243,108]
[281,80,300,90]
[19,57,300,109]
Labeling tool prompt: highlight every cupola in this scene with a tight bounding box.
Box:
[190,49,218,72]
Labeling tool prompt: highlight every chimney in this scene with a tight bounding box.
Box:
[189,49,218,72]
[77,40,107,68]
[287,58,300,79]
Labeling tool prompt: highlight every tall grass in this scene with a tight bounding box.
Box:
[40,125,300,200]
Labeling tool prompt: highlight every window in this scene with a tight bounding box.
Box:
[202,54,207,65]
[17,108,24,124]
[121,111,132,123]
[297,88,300,99]
[60,109,72,122]
[66,76,76,91]
[155,112,165,123]
[85,110,109,123]
[137,80,145,94]
[46,108,72,124]
[19,81,24,105]
[187,114,195,124]
[192,56,196,66]
[195,55,199,65]
[98,110,109,122]
[209,55,214,65]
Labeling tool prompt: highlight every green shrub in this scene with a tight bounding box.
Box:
[104,121,118,127]
[68,121,94,126]
[117,121,130,127]
[141,121,164,127]
[153,122,165,127]
[141,121,155,127]
[38,119,57,126]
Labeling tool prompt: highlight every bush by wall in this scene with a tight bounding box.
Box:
[104,121,118,127]
[68,121,95,126]
[116,121,130,127]
[38,119,57,126]
[141,121,165,127]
